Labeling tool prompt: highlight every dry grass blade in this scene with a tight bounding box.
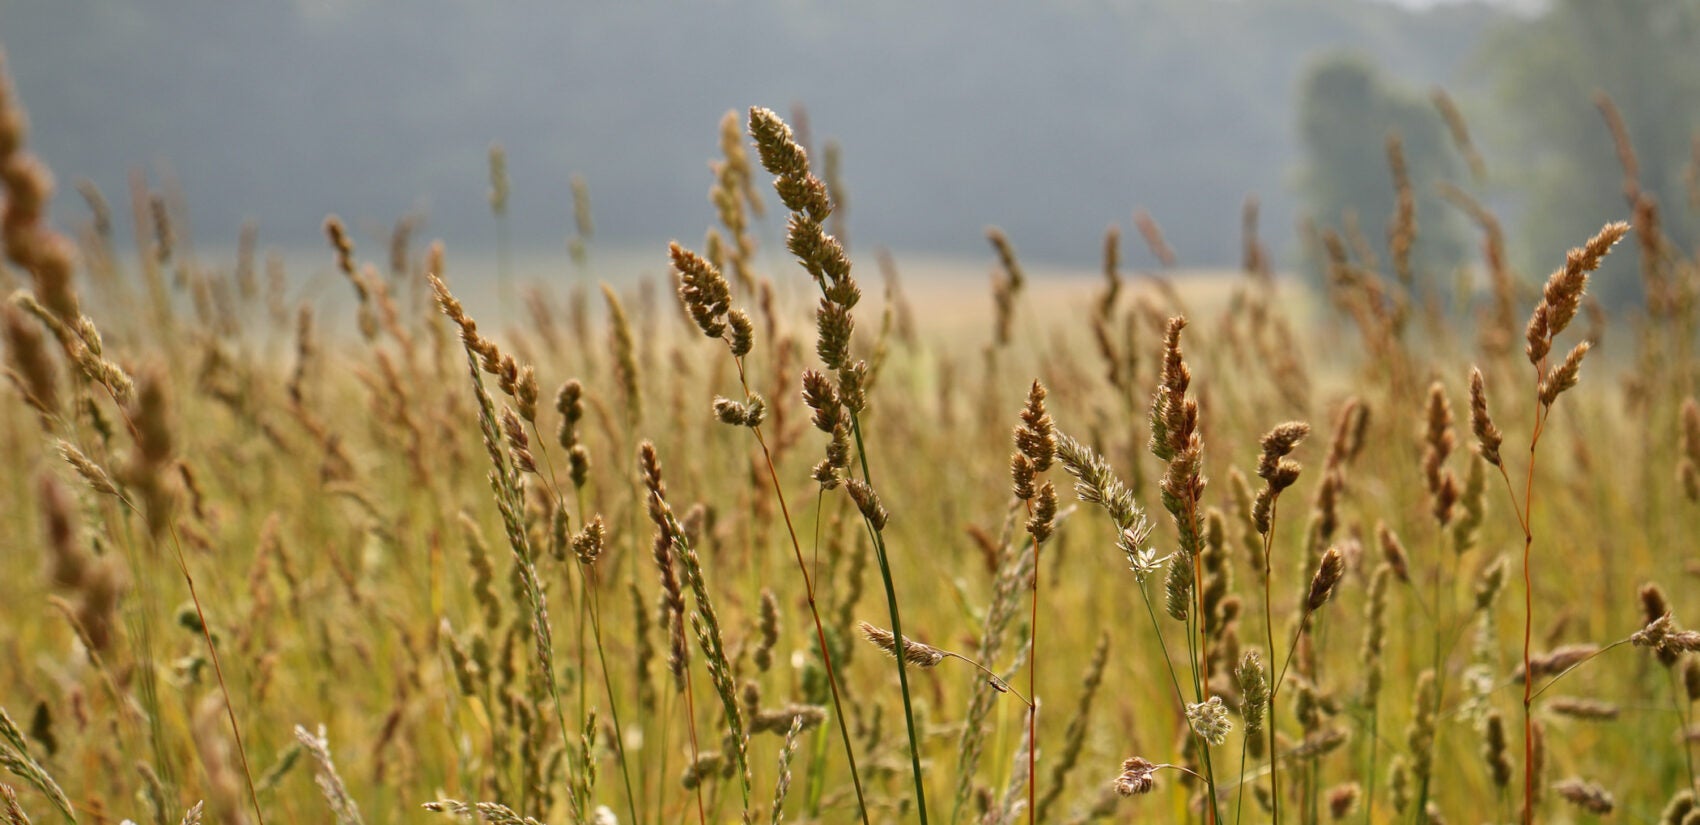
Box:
[294,725,364,825]
[1,708,73,824]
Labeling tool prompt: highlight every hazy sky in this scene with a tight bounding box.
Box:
[0,0,1508,272]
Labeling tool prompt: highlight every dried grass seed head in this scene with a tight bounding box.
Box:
[1540,221,1631,340]
[1186,696,1232,746]
[1538,341,1590,406]
[1483,711,1512,788]
[747,108,829,218]
[572,515,605,565]
[1014,380,1056,472]
[1256,421,1310,482]
[670,241,733,339]
[1553,778,1614,815]
[1237,650,1269,735]
[799,368,843,433]
[1113,757,1160,796]
[1307,545,1345,611]
[858,621,943,668]
[1467,367,1502,467]
[1011,452,1038,501]
[1376,521,1410,583]
[1026,481,1058,543]
[845,478,888,531]
[1151,316,1193,460]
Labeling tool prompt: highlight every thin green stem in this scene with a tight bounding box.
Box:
[585,573,641,825]
[1414,530,1446,819]
[1176,483,1221,825]
[1670,668,1699,793]
[1137,583,1225,823]
[848,414,929,823]
[1234,732,1250,825]
[1520,396,1548,825]
[1138,587,1191,716]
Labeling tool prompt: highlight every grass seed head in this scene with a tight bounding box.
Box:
[859,622,943,668]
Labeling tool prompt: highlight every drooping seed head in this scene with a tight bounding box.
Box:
[845,479,888,531]
[1113,757,1160,796]
[1256,421,1310,481]
[858,621,943,668]
[1547,696,1619,720]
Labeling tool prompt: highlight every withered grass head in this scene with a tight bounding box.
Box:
[748,107,829,222]
[1151,316,1194,461]
[1553,777,1613,816]
[670,242,733,339]
[1307,545,1345,611]
[859,621,943,668]
[844,479,888,531]
[1467,367,1502,467]
[1527,221,1630,365]
[1014,380,1055,473]
[1256,422,1310,482]
[1113,757,1169,796]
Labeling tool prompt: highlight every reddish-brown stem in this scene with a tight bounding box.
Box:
[1520,367,1548,825]
[95,387,265,825]
[168,520,267,825]
[734,357,872,825]
[1260,499,1281,825]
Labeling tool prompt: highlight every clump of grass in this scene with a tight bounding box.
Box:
[748,104,931,822]
[3,52,1700,825]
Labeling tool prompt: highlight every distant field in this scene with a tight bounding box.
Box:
[3,77,1697,825]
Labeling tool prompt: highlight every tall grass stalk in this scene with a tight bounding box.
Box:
[1469,221,1628,825]
[848,418,929,820]
[747,105,931,822]
[670,240,871,823]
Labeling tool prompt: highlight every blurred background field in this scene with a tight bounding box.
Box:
[2,2,1700,825]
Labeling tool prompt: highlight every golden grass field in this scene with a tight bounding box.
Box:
[3,55,1700,825]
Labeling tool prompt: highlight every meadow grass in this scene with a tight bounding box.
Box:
[3,48,1700,825]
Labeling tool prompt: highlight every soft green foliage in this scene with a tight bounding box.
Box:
[1297,51,1466,276]
[1490,0,1700,305]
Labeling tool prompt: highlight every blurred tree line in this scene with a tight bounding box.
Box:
[1298,0,1700,308]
